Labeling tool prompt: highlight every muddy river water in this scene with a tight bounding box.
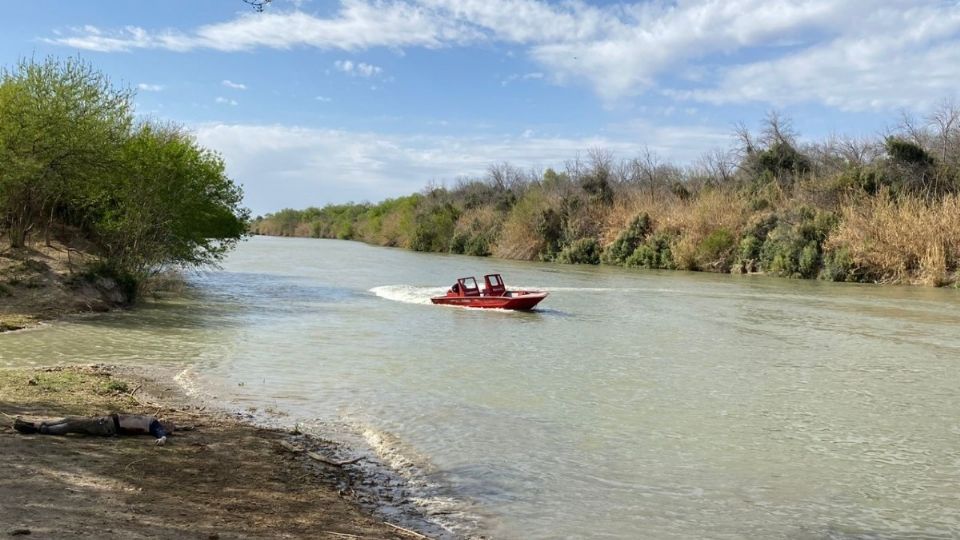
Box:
[3,236,960,539]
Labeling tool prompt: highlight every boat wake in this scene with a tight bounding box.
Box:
[369,285,447,306]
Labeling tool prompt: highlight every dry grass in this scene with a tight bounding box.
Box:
[827,192,960,285]
[602,189,750,270]
[372,211,411,248]
[454,206,500,236]
[493,188,550,260]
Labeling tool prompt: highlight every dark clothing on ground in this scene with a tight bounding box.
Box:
[14,414,170,440]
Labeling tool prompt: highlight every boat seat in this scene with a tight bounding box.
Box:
[485,285,506,296]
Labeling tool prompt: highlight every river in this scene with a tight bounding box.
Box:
[3,236,960,539]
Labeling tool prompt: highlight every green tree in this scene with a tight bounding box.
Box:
[89,124,248,280]
[0,57,132,247]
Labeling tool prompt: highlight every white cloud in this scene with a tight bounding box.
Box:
[315,95,333,102]
[192,121,728,213]
[46,1,960,109]
[215,97,239,106]
[334,60,383,77]
[46,5,476,53]
[137,83,164,92]
[677,4,960,111]
[222,79,247,90]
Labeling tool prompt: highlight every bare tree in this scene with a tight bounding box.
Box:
[699,148,736,184]
[836,135,878,168]
[487,162,524,192]
[760,110,798,147]
[928,100,960,164]
[732,121,756,166]
[564,153,586,183]
[628,147,665,201]
[897,110,929,147]
[587,147,614,184]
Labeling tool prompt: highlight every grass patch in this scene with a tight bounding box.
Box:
[0,367,138,416]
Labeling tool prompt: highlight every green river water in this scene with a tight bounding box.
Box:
[2,236,959,539]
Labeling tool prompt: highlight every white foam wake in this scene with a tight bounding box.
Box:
[370,285,448,305]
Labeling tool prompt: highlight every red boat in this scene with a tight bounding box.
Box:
[431,274,548,310]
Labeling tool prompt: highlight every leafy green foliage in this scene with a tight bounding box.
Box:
[0,57,248,296]
[885,137,934,166]
[0,57,132,248]
[623,232,675,269]
[248,108,960,287]
[411,202,459,252]
[555,238,601,265]
[90,125,248,278]
[759,208,837,278]
[535,208,563,259]
[696,229,736,271]
[755,141,810,178]
[820,247,860,282]
[602,214,651,264]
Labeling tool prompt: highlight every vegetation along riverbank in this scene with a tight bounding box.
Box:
[0,57,249,331]
[254,108,960,287]
[0,365,422,539]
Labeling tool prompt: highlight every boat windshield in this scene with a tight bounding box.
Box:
[461,277,479,291]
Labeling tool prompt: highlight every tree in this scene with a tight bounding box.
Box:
[89,124,248,279]
[0,57,132,248]
[0,57,249,295]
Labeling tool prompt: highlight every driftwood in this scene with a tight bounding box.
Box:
[306,451,364,467]
[385,522,430,539]
[278,440,364,467]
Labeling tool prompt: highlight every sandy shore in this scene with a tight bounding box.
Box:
[0,240,134,333]
[0,364,432,539]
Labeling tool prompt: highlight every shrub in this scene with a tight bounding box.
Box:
[885,137,933,166]
[536,208,563,259]
[798,242,820,277]
[555,238,601,264]
[411,202,459,252]
[464,233,492,256]
[739,235,762,262]
[695,228,736,272]
[494,188,549,260]
[449,232,468,254]
[820,247,856,282]
[602,213,651,264]
[624,232,675,269]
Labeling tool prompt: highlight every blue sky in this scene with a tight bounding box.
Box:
[4,0,960,215]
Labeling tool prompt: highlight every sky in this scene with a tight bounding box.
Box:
[4,0,960,215]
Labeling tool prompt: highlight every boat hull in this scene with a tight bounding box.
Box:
[430,292,548,310]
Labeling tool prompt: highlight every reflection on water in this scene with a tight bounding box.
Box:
[3,236,960,539]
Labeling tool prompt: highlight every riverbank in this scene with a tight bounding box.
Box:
[0,239,136,332]
[0,364,429,539]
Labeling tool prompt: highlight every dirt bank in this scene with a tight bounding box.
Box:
[0,239,132,332]
[0,365,427,539]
